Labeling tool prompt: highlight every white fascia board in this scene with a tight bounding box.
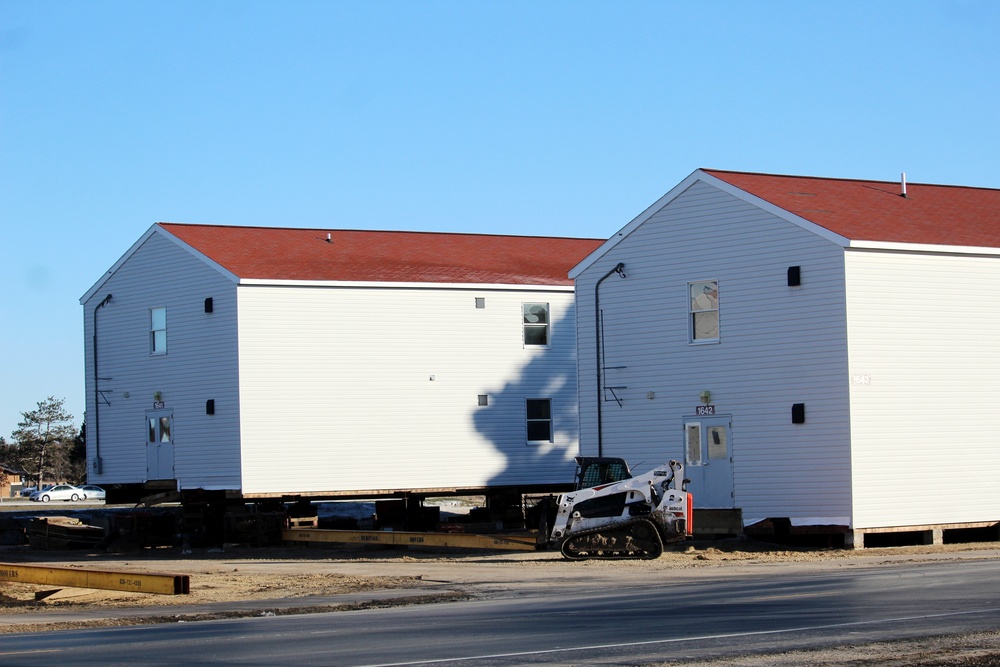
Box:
[80,224,159,304]
[569,170,706,279]
[237,278,575,292]
[846,240,1000,256]
[79,224,240,304]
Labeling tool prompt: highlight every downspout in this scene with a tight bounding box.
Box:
[92,294,112,475]
[594,263,626,456]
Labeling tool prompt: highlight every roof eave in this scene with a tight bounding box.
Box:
[80,224,160,304]
[79,224,240,305]
[847,240,1000,256]
[237,278,576,291]
[570,169,708,279]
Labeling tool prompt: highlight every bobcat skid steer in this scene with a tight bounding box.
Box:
[549,458,692,560]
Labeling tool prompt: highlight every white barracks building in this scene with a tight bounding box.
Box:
[571,169,1000,547]
[80,223,602,503]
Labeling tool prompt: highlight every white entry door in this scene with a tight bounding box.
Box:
[146,410,175,481]
[683,416,734,508]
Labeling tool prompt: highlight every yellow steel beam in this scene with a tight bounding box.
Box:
[0,562,190,595]
[284,528,539,552]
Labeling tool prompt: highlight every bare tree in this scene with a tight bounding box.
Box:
[10,397,77,488]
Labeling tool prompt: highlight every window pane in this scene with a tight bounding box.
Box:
[526,399,551,420]
[686,423,702,465]
[523,303,548,325]
[159,417,171,442]
[527,421,552,441]
[692,311,719,339]
[524,326,548,346]
[708,426,727,459]
[149,418,156,443]
[690,282,718,311]
[151,307,166,329]
[152,330,167,353]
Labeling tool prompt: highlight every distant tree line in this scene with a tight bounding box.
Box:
[0,396,85,489]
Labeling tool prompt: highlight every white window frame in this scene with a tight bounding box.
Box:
[150,306,167,355]
[522,302,550,347]
[688,280,719,344]
[525,398,553,443]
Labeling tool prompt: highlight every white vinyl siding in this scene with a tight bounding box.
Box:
[846,250,1000,529]
[575,179,852,525]
[81,231,241,489]
[236,285,579,495]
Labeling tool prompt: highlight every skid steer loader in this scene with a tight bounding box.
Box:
[548,458,692,560]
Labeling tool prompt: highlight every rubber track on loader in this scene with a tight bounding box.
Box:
[560,517,664,560]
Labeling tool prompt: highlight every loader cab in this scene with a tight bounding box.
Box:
[574,457,632,490]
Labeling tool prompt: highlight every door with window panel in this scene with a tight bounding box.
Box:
[682,416,734,508]
[145,410,175,480]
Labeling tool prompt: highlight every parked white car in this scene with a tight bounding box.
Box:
[30,484,87,502]
[79,485,106,501]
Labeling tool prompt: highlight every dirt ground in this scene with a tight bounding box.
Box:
[2,538,1000,665]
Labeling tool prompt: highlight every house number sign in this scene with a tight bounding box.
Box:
[695,405,715,415]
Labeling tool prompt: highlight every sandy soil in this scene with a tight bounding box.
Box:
[2,539,1000,665]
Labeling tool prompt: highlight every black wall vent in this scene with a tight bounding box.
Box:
[204,297,214,313]
[791,403,805,424]
[206,399,215,415]
[787,266,801,287]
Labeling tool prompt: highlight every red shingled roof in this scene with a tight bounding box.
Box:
[159,223,603,285]
[704,170,1000,248]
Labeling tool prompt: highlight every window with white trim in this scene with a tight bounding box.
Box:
[689,280,719,342]
[150,307,167,354]
[526,399,552,442]
[685,422,704,465]
[523,303,549,346]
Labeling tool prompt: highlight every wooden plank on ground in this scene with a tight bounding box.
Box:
[283,528,538,551]
[0,562,190,595]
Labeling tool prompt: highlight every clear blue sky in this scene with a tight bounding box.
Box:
[1,1,998,441]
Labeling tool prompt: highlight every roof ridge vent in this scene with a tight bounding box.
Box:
[900,172,908,198]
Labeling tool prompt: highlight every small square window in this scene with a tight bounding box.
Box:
[475,297,486,309]
[477,394,489,406]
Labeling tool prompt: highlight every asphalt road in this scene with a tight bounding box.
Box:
[3,558,1000,666]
